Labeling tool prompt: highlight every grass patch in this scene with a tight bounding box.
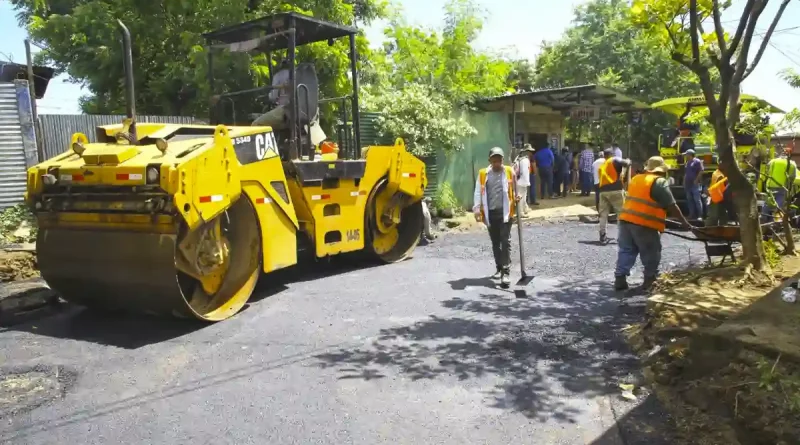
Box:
[0,205,37,244]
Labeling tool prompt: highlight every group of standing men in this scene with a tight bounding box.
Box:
[474,145,691,291]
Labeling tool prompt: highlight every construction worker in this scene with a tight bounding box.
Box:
[614,156,691,291]
[765,147,797,221]
[598,148,631,243]
[705,168,730,226]
[473,147,519,287]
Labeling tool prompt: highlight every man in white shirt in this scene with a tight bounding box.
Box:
[253,60,291,129]
[515,145,533,217]
[592,152,605,211]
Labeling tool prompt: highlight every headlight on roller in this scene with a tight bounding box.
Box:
[146,165,160,184]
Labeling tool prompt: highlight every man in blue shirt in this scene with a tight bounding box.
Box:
[683,149,704,220]
[534,143,555,199]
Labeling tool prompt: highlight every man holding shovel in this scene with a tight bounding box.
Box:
[473,147,520,288]
[614,156,691,291]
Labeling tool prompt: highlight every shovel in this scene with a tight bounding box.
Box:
[513,194,534,297]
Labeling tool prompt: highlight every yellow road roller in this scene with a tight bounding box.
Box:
[24,14,427,321]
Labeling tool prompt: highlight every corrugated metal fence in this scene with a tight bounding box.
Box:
[39,114,202,160]
[0,81,36,210]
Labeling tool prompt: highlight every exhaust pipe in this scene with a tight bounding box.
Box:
[117,20,137,144]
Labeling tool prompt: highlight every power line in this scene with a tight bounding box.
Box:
[768,41,800,69]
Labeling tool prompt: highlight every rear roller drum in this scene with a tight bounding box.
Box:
[36,197,262,321]
[366,179,424,263]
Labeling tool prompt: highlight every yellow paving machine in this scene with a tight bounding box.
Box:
[653,94,783,189]
[24,14,427,321]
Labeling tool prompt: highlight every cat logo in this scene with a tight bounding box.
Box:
[255,132,278,160]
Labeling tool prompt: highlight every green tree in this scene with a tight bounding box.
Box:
[630,0,792,271]
[534,0,703,158]
[10,0,386,118]
[362,0,512,155]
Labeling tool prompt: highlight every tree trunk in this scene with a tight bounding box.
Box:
[714,126,767,271]
[732,186,766,269]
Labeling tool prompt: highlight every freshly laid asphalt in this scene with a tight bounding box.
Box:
[0,220,707,444]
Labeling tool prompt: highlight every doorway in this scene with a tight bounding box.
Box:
[527,133,548,149]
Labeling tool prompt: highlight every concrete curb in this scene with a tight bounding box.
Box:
[0,278,58,316]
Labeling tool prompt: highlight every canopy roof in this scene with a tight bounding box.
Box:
[0,61,55,99]
[477,84,650,114]
[651,94,784,116]
[203,12,358,52]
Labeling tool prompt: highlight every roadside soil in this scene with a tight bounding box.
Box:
[626,255,800,445]
[436,193,598,234]
[0,251,39,283]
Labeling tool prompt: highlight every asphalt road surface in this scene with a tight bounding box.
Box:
[0,221,707,444]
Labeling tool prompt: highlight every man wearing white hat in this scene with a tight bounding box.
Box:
[473,147,520,287]
[614,156,691,291]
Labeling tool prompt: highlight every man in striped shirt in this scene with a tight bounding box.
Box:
[578,144,595,196]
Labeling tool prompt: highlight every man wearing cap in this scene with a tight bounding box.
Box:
[615,156,691,291]
[598,148,631,243]
[473,147,519,287]
[514,145,534,217]
[683,149,704,220]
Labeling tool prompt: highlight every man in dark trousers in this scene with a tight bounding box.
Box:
[534,143,555,199]
[473,147,519,288]
[615,156,691,291]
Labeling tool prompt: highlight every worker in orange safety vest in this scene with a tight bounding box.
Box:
[705,168,732,226]
[614,156,691,292]
[473,147,520,287]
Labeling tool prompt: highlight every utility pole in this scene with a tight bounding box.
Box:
[25,39,44,163]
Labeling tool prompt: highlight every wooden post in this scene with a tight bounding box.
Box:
[25,39,44,163]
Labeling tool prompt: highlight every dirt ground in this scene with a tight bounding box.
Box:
[0,251,39,283]
[437,193,598,234]
[627,255,800,445]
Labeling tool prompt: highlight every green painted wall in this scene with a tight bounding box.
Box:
[434,110,510,208]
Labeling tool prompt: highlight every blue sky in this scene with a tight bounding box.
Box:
[2,0,800,115]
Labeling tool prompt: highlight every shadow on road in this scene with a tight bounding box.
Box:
[313,276,674,435]
[578,239,617,246]
[1,253,385,349]
[590,393,676,445]
[447,276,498,291]
[1,306,208,349]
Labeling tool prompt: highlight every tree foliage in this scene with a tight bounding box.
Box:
[629,0,793,271]
[363,83,477,156]
[10,0,387,118]
[361,0,513,155]
[534,0,703,157]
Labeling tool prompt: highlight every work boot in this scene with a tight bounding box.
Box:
[614,275,629,291]
[640,275,658,292]
[500,273,511,288]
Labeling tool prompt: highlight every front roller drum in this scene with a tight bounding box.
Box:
[36,197,262,321]
[366,179,425,263]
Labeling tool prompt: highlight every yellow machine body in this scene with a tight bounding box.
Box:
[26,123,427,321]
[652,95,782,189]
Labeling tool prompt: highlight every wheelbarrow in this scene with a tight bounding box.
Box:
[664,221,782,266]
